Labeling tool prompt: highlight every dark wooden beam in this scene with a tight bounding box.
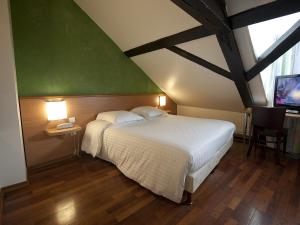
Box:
[167,46,232,80]
[124,0,300,58]
[217,33,253,106]
[172,0,253,106]
[124,26,213,57]
[216,0,254,107]
[171,0,230,33]
[246,20,300,81]
[230,0,300,30]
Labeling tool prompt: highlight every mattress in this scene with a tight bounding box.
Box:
[100,115,235,173]
[185,137,233,193]
[83,115,235,202]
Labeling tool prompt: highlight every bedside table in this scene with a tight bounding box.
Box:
[164,109,176,115]
[45,125,82,156]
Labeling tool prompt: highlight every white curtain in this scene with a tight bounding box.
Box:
[248,15,300,154]
[262,42,300,106]
[258,44,300,154]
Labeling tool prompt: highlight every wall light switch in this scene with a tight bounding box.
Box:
[68,117,76,123]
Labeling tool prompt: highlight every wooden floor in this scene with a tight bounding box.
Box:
[2,142,300,225]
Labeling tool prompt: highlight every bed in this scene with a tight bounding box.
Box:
[82,112,235,204]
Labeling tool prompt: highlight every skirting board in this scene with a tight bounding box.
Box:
[28,154,75,173]
[0,188,3,225]
[2,181,29,195]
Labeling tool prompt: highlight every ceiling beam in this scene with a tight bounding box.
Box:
[246,20,300,81]
[124,26,213,57]
[124,0,300,58]
[171,0,231,33]
[172,0,253,106]
[230,0,300,30]
[167,46,232,80]
[217,33,253,106]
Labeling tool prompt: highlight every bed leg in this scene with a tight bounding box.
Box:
[210,165,218,174]
[182,191,193,205]
[186,192,192,205]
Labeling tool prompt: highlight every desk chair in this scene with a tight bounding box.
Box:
[247,107,287,164]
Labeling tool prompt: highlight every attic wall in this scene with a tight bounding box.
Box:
[10,0,161,96]
[74,0,269,114]
[178,105,244,134]
[226,0,276,16]
[234,27,267,105]
[0,0,27,187]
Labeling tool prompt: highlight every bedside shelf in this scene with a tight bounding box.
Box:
[45,124,82,157]
[45,125,81,136]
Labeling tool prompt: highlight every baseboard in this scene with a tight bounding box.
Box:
[2,181,29,194]
[28,154,75,173]
[233,133,249,143]
[1,182,30,225]
[0,188,4,225]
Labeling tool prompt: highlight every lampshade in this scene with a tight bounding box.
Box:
[46,100,67,121]
[159,96,166,107]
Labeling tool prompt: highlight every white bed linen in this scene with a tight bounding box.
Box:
[82,115,235,203]
[81,120,111,157]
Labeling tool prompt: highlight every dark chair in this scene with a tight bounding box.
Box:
[247,107,288,164]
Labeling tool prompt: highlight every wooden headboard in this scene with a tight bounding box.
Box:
[19,94,177,168]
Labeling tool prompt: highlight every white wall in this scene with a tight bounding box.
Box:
[226,0,275,16]
[0,0,27,188]
[234,27,267,105]
[75,0,268,113]
[178,105,245,134]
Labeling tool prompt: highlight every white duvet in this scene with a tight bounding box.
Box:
[82,115,235,203]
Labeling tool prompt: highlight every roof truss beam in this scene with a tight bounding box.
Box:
[172,0,253,106]
[246,20,300,81]
[230,0,300,30]
[217,32,253,106]
[167,46,232,80]
[124,26,213,57]
[171,0,231,33]
[124,1,300,58]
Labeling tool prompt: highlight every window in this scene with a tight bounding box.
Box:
[248,13,300,105]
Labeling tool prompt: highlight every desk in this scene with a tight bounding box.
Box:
[284,114,300,155]
[286,113,300,119]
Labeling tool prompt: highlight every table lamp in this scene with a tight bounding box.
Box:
[158,95,166,108]
[46,100,73,129]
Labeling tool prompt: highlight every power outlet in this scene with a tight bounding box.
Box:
[68,117,76,123]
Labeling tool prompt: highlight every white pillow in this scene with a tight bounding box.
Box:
[96,110,144,124]
[131,106,167,119]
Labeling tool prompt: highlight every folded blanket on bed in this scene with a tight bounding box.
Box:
[81,120,111,157]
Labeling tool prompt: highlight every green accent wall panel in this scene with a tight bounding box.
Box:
[10,0,161,96]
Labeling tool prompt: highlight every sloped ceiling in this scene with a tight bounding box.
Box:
[74,0,268,112]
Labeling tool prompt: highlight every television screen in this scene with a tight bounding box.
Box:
[274,75,300,107]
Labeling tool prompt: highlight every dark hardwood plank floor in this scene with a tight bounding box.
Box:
[3,142,300,225]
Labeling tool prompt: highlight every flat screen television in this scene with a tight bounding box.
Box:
[274,74,300,111]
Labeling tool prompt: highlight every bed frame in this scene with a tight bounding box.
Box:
[183,137,233,204]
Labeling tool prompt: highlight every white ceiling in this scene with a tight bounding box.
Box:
[177,35,229,71]
[132,49,244,111]
[74,0,268,112]
[74,0,200,51]
[226,0,276,16]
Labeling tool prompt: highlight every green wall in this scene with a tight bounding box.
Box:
[10,0,161,96]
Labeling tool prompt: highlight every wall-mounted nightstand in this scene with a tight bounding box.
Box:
[45,125,82,156]
[164,109,176,115]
